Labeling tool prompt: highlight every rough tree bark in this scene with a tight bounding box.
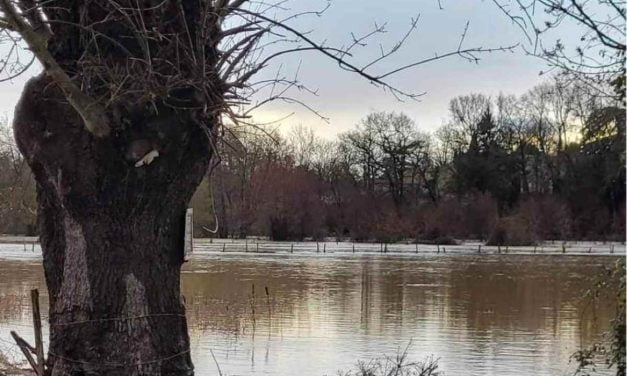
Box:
[14,75,210,375]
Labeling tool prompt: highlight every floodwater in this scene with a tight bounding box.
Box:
[0,248,622,375]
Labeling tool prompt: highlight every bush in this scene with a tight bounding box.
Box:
[487,216,536,246]
[415,226,458,245]
[517,195,571,241]
[336,343,441,376]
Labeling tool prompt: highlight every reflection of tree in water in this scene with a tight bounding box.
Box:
[182,258,315,337]
[447,256,615,351]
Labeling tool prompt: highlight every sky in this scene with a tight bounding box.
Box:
[0,0,582,139]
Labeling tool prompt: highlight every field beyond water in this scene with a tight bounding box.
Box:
[0,239,623,375]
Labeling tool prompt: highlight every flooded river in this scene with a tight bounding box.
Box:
[0,251,621,375]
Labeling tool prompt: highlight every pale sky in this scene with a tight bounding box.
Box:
[0,0,583,139]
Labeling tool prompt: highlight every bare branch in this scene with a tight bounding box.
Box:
[0,0,110,137]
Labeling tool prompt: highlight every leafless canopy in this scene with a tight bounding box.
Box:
[0,0,517,138]
[493,0,625,98]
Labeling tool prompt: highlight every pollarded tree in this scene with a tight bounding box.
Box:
[0,1,513,374]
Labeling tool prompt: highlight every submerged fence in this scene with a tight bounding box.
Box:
[0,236,623,259]
[190,238,624,256]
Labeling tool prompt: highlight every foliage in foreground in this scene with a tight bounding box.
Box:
[335,344,440,376]
[572,259,626,376]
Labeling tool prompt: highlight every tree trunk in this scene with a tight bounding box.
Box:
[14,75,211,375]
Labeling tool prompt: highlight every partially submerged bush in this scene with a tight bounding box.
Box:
[415,227,458,245]
[335,343,441,376]
[486,216,536,246]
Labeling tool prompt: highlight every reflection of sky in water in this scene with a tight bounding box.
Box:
[0,254,619,375]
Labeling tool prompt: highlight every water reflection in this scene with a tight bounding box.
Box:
[0,254,619,375]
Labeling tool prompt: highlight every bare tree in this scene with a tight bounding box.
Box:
[341,112,426,205]
[448,93,492,150]
[0,114,35,233]
[0,0,514,373]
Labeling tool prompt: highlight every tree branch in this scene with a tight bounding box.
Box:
[0,0,110,137]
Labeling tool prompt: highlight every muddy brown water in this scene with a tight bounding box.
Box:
[0,252,621,375]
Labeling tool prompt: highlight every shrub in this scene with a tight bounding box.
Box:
[487,216,536,246]
[517,195,571,241]
[336,343,441,376]
[415,226,458,245]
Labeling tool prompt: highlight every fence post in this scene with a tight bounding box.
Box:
[31,289,44,376]
[184,208,193,260]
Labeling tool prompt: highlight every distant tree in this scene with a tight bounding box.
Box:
[448,93,492,149]
[341,112,427,205]
[452,108,520,211]
[288,125,318,169]
[0,116,36,234]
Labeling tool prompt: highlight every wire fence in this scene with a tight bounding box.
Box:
[189,238,625,256]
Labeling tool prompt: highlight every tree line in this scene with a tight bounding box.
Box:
[1,77,624,244]
[190,78,625,244]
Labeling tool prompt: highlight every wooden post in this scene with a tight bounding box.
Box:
[31,289,44,376]
[257,242,259,252]
[352,244,355,253]
[10,331,38,373]
[497,245,501,254]
[478,244,481,253]
[323,243,326,253]
[184,208,193,260]
[437,244,440,254]
[222,243,226,252]
[246,239,248,252]
[416,243,418,254]
[290,244,294,253]
[317,242,320,253]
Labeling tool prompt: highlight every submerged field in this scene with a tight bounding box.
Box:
[0,240,623,375]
